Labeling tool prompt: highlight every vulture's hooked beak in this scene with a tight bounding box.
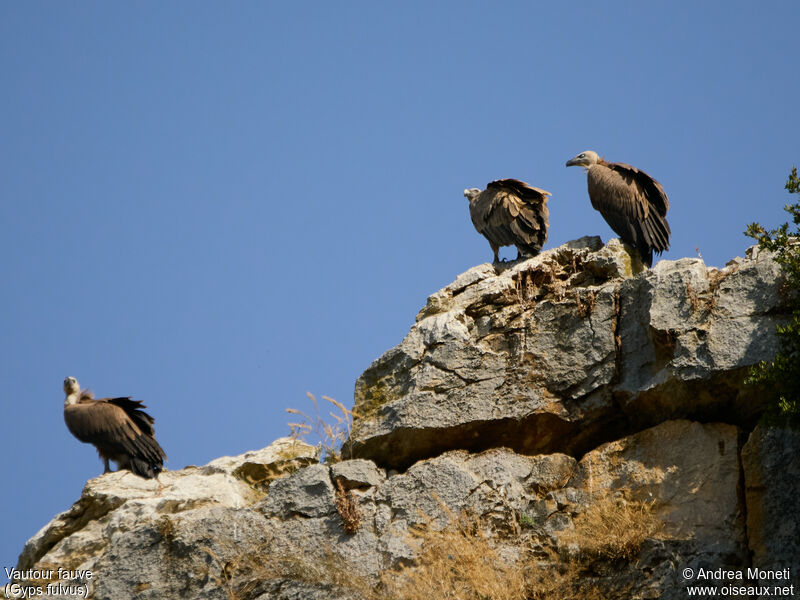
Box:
[565,157,580,167]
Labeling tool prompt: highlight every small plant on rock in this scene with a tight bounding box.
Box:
[745,166,800,419]
[286,393,355,464]
[334,479,362,534]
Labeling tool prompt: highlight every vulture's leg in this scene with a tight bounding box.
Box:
[491,243,500,264]
[103,457,111,474]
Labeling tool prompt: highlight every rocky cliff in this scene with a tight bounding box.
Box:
[8,239,799,600]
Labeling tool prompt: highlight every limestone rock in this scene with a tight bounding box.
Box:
[742,424,800,590]
[260,463,336,518]
[11,424,777,600]
[615,250,784,426]
[13,438,318,599]
[375,448,543,530]
[331,459,385,489]
[349,239,786,470]
[569,420,745,555]
[203,437,319,490]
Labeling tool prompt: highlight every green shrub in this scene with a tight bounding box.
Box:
[744,167,800,418]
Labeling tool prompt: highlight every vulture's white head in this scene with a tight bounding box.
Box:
[64,376,80,405]
[64,376,79,394]
[566,150,600,169]
[463,188,481,203]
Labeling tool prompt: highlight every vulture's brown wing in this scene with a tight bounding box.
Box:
[589,164,670,266]
[480,180,550,251]
[65,398,166,472]
[107,397,157,437]
[608,163,669,216]
[487,179,551,205]
[609,163,671,255]
[469,186,511,248]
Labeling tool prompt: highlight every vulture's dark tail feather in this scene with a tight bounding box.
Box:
[640,246,654,268]
[129,457,162,479]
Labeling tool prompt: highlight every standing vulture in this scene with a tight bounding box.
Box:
[566,150,670,267]
[63,376,166,479]
[463,178,551,263]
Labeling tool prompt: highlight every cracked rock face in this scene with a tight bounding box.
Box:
[349,238,786,469]
[741,424,800,591]
[12,422,768,600]
[570,420,745,553]
[13,438,318,599]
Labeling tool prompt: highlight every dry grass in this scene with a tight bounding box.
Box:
[203,512,530,600]
[286,392,355,464]
[380,511,615,600]
[334,479,362,534]
[205,541,377,600]
[212,549,367,600]
[526,557,607,600]
[380,512,527,600]
[209,494,661,600]
[203,547,238,600]
[559,493,663,561]
[377,495,660,599]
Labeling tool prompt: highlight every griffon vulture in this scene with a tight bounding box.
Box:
[463,178,551,263]
[566,150,670,267]
[63,376,166,479]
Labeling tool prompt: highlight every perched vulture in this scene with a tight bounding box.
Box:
[463,178,551,263]
[566,150,670,267]
[63,376,166,479]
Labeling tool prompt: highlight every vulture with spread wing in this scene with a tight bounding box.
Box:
[63,376,166,479]
[463,178,551,263]
[566,150,670,267]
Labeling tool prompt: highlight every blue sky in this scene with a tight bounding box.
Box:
[2,2,798,577]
